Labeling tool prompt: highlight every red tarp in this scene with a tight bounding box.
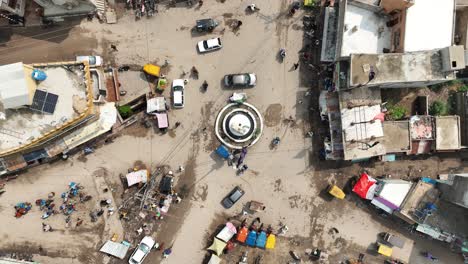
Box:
[352,172,377,199]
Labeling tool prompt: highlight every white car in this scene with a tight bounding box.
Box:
[76,55,103,67]
[128,236,155,264]
[224,73,257,87]
[197,37,222,53]
[172,79,185,108]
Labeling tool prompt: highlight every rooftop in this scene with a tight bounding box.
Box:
[321,7,338,62]
[404,0,455,52]
[349,50,455,88]
[439,174,468,209]
[0,62,36,110]
[383,121,411,153]
[117,71,151,106]
[339,1,392,57]
[337,87,386,160]
[396,181,439,225]
[435,116,461,150]
[409,115,434,140]
[0,62,93,156]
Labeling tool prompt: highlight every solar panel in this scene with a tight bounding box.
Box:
[43,93,58,114]
[30,90,59,114]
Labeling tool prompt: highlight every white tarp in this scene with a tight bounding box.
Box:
[207,254,221,264]
[126,170,148,186]
[146,97,166,113]
[216,222,237,242]
[377,180,412,208]
[99,241,130,259]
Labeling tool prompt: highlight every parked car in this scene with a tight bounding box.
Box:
[222,186,245,208]
[197,37,222,53]
[224,73,257,87]
[76,55,103,67]
[128,236,155,264]
[195,18,219,32]
[172,79,185,108]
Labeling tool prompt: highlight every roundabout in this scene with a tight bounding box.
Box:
[214,102,264,149]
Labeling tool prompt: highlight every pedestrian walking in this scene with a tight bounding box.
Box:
[293,62,300,70]
[76,217,83,227]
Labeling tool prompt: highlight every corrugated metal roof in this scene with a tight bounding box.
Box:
[99,241,130,259]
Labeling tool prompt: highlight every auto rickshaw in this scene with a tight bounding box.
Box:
[327,184,346,199]
[143,63,161,77]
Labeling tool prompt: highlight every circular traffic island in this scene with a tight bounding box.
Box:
[215,102,264,149]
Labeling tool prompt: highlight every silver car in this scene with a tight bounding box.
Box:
[224,73,256,88]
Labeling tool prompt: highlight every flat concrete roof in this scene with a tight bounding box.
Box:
[337,87,386,160]
[349,50,455,87]
[117,71,151,106]
[321,7,338,62]
[398,181,439,224]
[435,116,461,150]
[340,2,391,57]
[0,63,92,155]
[404,0,455,52]
[383,121,411,153]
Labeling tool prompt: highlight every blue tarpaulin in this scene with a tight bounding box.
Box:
[255,231,267,248]
[216,145,229,159]
[32,69,47,81]
[246,230,257,247]
[421,177,437,185]
[23,148,48,162]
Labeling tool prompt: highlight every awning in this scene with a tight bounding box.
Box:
[146,97,166,113]
[23,149,48,162]
[207,254,221,264]
[99,241,130,259]
[216,222,237,242]
[265,234,276,249]
[207,238,226,256]
[126,170,148,187]
[352,172,377,199]
[156,113,168,128]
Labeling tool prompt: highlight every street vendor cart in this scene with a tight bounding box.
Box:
[381,232,406,249]
[377,243,393,257]
[249,200,266,212]
[143,63,161,77]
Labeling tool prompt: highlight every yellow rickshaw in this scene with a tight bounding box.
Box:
[143,63,161,77]
[327,184,346,199]
[304,0,317,7]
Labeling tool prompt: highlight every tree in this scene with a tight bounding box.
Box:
[388,105,406,120]
[429,101,447,116]
[118,105,133,119]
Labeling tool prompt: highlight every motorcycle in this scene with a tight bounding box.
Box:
[246,4,260,12]
[271,137,280,148]
[279,48,286,62]
[422,251,439,261]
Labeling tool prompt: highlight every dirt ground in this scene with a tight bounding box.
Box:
[0,1,466,264]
